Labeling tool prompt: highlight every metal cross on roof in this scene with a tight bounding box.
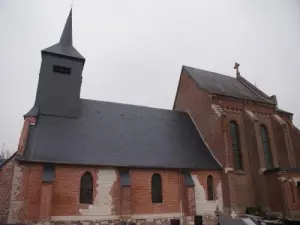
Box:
[234,62,240,76]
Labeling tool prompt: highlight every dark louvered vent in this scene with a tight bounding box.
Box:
[53,65,71,75]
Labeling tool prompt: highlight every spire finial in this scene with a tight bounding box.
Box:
[59,8,73,47]
[234,62,240,76]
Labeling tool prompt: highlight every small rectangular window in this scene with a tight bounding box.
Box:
[181,170,194,187]
[53,65,71,75]
[42,165,55,182]
[119,169,131,187]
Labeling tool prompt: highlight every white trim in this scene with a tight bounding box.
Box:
[186,110,223,168]
[51,213,182,221]
[292,177,300,186]
[245,110,258,121]
[224,167,234,173]
[259,168,266,174]
[278,177,286,182]
[211,104,225,117]
[272,114,287,126]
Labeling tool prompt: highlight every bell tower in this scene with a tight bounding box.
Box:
[34,9,85,118]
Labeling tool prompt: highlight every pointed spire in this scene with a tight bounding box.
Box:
[42,8,85,60]
[59,8,73,47]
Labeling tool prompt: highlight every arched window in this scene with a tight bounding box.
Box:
[151,173,162,203]
[80,172,93,204]
[260,125,273,169]
[229,121,243,170]
[207,175,214,200]
[290,181,295,203]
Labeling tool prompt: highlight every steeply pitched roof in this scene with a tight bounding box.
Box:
[42,9,85,60]
[183,66,275,105]
[20,99,221,170]
[24,106,39,118]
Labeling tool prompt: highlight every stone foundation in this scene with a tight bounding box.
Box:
[24,215,220,225]
[32,218,180,225]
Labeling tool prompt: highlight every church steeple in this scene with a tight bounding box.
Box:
[59,8,73,47]
[42,9,84,60]
[32,9,85,118]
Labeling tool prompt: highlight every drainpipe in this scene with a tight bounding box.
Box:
[178,169,183,224]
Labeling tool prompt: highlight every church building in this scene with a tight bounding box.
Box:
[1,9,300,225]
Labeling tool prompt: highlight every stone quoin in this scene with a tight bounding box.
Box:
[1,8,300,225]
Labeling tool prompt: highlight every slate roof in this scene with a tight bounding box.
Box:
[183,66,275,104]
[20,99,222,170]
[24,106,39,118]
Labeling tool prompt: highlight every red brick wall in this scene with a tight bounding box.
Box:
[20,164,43,221]
[172,70,300,214]
[14,164,220,222]
[131,169,180,214]
[291,126,300,166]
[0,158,15,223]
[173,72,256,212]
[52,165,100,216]
[174,71,225,167]
[40,183,53,220]
[192,170,221,200]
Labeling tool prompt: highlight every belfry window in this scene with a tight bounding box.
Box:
[53,65,71,75]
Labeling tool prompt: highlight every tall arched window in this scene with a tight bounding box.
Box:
[260,125,273,169]
[229,121,243,170]
[151,173,162,203]
[290,181,295,203]
[80,172,93,204]
[207,175,214,200]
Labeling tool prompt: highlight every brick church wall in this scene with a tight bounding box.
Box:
[174,70,225,167]
[173,70,300,214]
[0,158,15,223]
[291,125,300,166]
[7,162,221,225]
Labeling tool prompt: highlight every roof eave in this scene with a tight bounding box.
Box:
[211,92,276,106]
[16,158,222,170]
[41,49,85,62]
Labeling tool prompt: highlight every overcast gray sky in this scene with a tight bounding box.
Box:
[1,0,300,153]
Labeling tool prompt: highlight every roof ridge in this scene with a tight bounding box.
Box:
[183,65,236,80]
[81,98,181,113]
[183,65,276,105]
[237,75,275,105]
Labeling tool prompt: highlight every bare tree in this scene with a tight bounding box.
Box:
[0,151,4,159]
[4,150,11,159]
[0,143,11,159]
